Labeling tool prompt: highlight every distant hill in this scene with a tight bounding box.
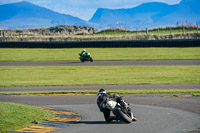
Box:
[0,0,199,30]
[89,0,200,29]
[0,1,88,29]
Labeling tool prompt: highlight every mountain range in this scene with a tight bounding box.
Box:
[0,1,88,29]
[0,0,199,29]
[89,0,200,29]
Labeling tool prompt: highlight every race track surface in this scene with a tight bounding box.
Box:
[1,94,199,133]
[48,104,200,133]
[0,60,200,66]
[1,94,200,114]
[0,84,200,92]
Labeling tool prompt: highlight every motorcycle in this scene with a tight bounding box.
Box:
[79,52,93,62]
[104,96,137,123]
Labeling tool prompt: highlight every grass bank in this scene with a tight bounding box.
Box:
[0,66,199,87]
[0,102,55,133]
[95,27,199,36]
[0,89,199,95]
[0,47,200,61]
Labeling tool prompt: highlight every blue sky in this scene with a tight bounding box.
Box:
[0,0,181,21]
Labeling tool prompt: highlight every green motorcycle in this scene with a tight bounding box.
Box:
[79,52,93,62]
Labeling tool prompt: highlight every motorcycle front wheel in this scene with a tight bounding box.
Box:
[90,57,93,62]
[113,107,132,123]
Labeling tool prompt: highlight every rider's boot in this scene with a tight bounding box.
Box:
[130,112,137,121]
[132,116,137,121]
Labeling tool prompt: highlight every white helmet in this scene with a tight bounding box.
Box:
[97,89,106,97]
[98,89,106,94]
[83,49,86,52]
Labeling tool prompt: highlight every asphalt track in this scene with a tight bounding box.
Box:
[0,84,200,92]
[1,95,200,133]
[1,60,200,133]
[48,104,200,133]
[0,60,200,66]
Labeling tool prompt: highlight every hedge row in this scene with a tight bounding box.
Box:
[0,39,200,48]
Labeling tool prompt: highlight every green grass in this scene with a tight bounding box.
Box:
[0,89,199,95]
[95,27,199,36]
[0,66,199,87]
[193,93,200,96]
[0,47,200,61]
[0,102,55,133]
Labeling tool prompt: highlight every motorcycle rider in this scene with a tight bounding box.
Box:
[79,49,93,62]
[97,89,133,123]
[80,49,86,57]
[97,89,117,123]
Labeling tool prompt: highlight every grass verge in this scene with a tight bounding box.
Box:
[0,47,200,61]
[0,89,199,96]
[0,102,55,133]
[0,66,199,87]
[193,93,200,96]
[0,66,200,86]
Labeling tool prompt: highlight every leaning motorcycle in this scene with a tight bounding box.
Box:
[79,52,93,62]
[105,96,137,123]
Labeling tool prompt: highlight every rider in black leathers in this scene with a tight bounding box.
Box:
[97,89,125,123]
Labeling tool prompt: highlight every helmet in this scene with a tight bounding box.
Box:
[98,89,106,94]
[83,49,86,52]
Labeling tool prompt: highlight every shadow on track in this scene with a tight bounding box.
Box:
[61,61,94,65]
[77,121,121,125]
[60,61,81,64]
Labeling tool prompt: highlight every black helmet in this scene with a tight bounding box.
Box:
[98,89,106,94]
